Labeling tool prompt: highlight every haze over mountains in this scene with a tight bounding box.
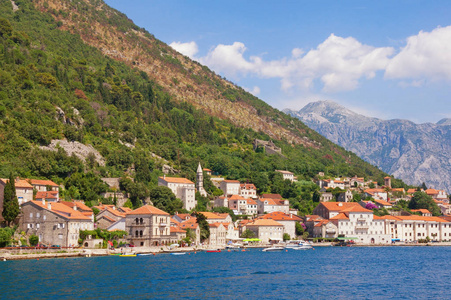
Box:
[284,101,451,192]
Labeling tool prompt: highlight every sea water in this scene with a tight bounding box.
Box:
[1,246,449,299]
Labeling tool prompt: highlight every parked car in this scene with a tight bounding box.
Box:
[50,245,61,248]
[36,244,48,249]
[6,245,18,248]
[19,245,29,248]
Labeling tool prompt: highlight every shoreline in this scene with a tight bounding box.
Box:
[3,241,451,261]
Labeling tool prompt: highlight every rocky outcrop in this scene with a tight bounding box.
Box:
[284,101,451,192]
[40,139,106,166]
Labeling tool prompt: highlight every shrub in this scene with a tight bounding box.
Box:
[29,234,39,246]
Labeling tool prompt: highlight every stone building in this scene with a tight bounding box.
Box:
[20,200,94,247]
[246,219,284,243]
[158,176,196,210]
[126,205,171,247]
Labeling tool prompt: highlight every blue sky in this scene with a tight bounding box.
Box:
[105,0,451,123]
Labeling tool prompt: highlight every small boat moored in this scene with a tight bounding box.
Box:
[262,246,285,252]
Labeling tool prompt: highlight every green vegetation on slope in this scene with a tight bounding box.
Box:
[0,0,401,213]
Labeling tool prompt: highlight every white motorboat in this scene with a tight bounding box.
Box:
[262,246,285,252]
[292,241,313,250]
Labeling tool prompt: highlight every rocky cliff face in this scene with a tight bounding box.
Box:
[284,101,451,191]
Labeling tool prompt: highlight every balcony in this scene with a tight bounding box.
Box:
[355,225,369,230]
[133,222,146,226]
[326,229,336,234]
[357,218,366,222]
[158,223,167,227]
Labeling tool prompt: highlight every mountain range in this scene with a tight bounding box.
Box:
[284,101,451,191]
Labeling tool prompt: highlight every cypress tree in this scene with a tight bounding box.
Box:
[2,173,19,226]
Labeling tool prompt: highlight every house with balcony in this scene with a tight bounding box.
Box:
[125,205,171,247]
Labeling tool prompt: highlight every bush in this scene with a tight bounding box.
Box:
[29,234,39,246]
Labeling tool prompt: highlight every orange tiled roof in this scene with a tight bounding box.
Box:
[29,201,91,220]
[229,194,246,201]
[127,205,169,216]
[28,179,59,187]
[330,213,349,220]
[240,183,256,190]
[223,180,240,183]
[246,199,257,205]
[60,201,93,213]
[174,213,191,220]
[199,212,229,220]
[320,202,371,213]
[276,170,294,175]
[374,199,392,206]
[247,219,283,227]
[170,226,186,233]
[1,178,33,189]
[259,211,302,221]
[411,209,431,214]
[35,191,58,199]
[159,176,194,184]
[209,222,225,228]
[261,194,283,199]
[180,218,199,229]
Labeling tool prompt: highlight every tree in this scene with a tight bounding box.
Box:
[283,233,291,241]
[194,212,210,242]
[421,182,428,190]
[295,222,304,236]
[29,234,39,246]
[149,186,183,215]
[409,191,441,216]
[184,228,196,244]
[241,229,255,238]
[0,227,15,247]
[0,18,12,37]
[2,173,19,226]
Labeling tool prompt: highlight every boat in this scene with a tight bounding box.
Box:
[119,254,137,257]
[262,246,285,252]
[170,252,186,256]
[205,249,221,253]
[137,253,154,256]
[291,241,313,250]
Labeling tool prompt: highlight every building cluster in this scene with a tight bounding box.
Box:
[2,166,451,248]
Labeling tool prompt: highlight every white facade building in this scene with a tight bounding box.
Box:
[158,176,196,210]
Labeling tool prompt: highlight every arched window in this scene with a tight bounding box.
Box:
[135,230,138,237]
[140,230,143,237]
[135,218,139,224]
[140,218,143,224]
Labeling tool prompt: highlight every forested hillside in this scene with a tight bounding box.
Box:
[0,0,402,214]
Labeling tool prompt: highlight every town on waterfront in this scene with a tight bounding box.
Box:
[2,162,451,260]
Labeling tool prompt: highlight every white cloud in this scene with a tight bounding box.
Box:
[385,26,451,83]
[195,34,394,93]
[199,42,256,77]
[244,86,261,96]
[169,41,199,59]
[171,26,451,95]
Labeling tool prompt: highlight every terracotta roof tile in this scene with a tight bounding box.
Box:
[159,177,194,184]
[127,205,169,216]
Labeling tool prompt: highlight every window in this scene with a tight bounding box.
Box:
[58,234,63,239]
[27,223,33,229]
[37,224,40,229]
[30,213,33,218]
[37,213,40,218]
[43,215,46,221]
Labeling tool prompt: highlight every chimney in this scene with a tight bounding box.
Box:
[42,199,45,206]
[48,203,52,210]
[73,205,77,211]
[338,203,343,207]
[290,213,293,218]
[113,206,116,210]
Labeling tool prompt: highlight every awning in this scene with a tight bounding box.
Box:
[243,238,261,242]
[337,237,358,240]
[269,238,283,241]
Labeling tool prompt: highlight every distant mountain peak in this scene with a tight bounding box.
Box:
[285,101,451,192]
